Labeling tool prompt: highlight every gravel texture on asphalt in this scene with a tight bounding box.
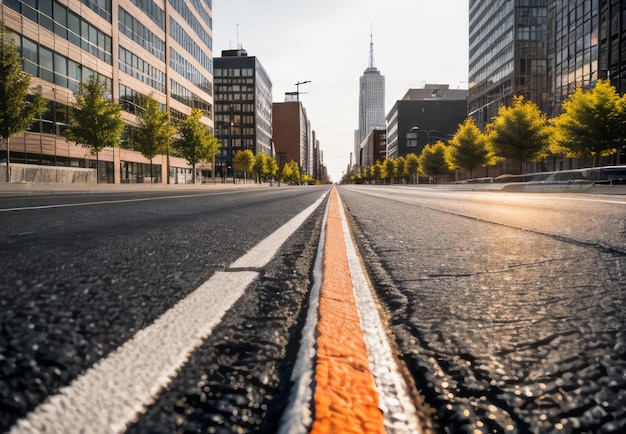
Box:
[0,188,326,432]
[125,205,324,433]
[340,189,626,434]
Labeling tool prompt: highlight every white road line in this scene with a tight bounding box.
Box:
[337,194,422,434]
[0,191,238,212]
[9,191,329,434]
[278,198,330,434]
[230,193,328,269]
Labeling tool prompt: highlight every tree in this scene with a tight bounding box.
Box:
[281,160,301,185]
[486,95,551,174]
[405,153,420,184]
[418,141,452,183]
[266,156,278,181]
[134,96,175,183]
[552,79,626,165]
[233,149,254,182]
[448,117,494,179]
[396,156,407,183]
[0,26,46,182]
[252,152,268,183]
[383,158,396,184]
[173,108,220,184]
[64,76,125,182]
[370,161,383,184]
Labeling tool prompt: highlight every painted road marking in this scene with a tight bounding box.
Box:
[0,190,255,212]
[311,187,385,433]
[338,193,421,433]
[282,187,421,433]
[9,190,329,434]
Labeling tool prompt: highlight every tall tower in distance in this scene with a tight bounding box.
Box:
[358,32,385,150]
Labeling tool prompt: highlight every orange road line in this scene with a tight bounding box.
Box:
[310,186,385,434]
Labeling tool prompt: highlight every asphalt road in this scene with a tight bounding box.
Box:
[0,185,329,433]
[338,185,626,433]
[2,183,625,433]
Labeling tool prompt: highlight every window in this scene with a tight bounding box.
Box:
[53,2,68,38]
[40,1,54,32]
[39,47,54,83]
[22,38,38,77]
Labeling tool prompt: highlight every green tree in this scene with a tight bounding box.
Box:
[418,141,452,183]
[281,160,300,185]
[449,117,494,179]
[173,108,220,184]
[233,149,255,182]
[552,79,626,165]
[0,26,46,182]
[486,95,551,174]
[134,96,175,183]
[252,152,270,183]
[266,156,278,181]
[383,158,396,184]
[370,161,383,184]
[396,156,407,183]
[64,76,125,182]
[405,153,420,184]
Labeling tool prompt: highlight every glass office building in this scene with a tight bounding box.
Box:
[468,0,549,129]
[357,35,385,163]
[213,49,273,178]
[1,0,214,183]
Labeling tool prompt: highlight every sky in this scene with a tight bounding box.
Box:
[212,0,470,182]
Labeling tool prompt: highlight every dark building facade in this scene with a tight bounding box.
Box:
[358,128,386,168]
[272,101,311,174]
[213,49,273,178]
[471,0,626,123]
[468,0,549,129]
[386,86,467,159]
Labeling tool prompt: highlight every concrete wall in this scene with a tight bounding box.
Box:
[0,163,96,184]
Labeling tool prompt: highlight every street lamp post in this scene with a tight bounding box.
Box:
[294,80,311,101]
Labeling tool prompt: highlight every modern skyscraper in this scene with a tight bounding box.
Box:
[214,48,273,179]
[1,0,214,184]
[468,0,549,129]
[357,33,385,163]
[550,0,626,116]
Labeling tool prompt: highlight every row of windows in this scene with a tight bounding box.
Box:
[20,35,111,94]
[169,18,213,73]
[28,100,72,136]
[214,92,258,102]
[6,0,112,64]
[216,84,255,93]
[129,0,164,28]
[215,68,255,77]
[470,10,514,71]
[214,114,254,126]
[119,46,166,93]
[119,85,146,117]
[171,80,212,118]
[168,0,212,50]
[170,49,212,95]
[80,0,112,23]
[119,7,165,62]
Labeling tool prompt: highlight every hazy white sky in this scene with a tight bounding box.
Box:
[213,0,470,181]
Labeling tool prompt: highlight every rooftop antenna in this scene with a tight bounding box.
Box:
[369,24,375,69]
